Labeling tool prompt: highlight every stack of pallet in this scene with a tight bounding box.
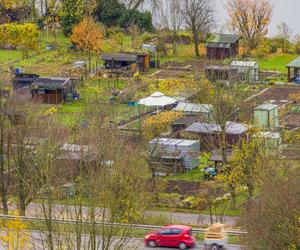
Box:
[204,223,225,241]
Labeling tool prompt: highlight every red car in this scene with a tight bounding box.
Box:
[144,225,195,249]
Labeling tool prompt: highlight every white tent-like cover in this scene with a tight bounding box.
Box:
[138,92,177,108]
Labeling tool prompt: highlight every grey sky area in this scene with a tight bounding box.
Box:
[150,0,300,37]
[215,0,299,37]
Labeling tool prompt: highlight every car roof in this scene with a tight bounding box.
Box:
[162,225,192,230]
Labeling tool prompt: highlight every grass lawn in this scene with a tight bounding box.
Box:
[258,53,298,73]
[163,167,204,182]
[0,49,22,63]
[160,43,205,64]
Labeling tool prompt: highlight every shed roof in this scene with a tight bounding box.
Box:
[172,116,198,125]
[206,34,240,48]
[148,138,199,147]
[255,103,279,111]
[185,121,248,135]
[101,53,137,62]
[287,56,300,68]
[173,102,212,113]
[231,61,258,68]
[31,77,70,90]
[255,132,281,139]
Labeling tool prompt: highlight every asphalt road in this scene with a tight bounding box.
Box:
[143,243,241,250]
[0,229,241,250]
[4,202,238,226]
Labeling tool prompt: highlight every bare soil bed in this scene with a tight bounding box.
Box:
[152,59,224,79]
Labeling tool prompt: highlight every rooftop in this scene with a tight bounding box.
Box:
[31,77,70,90]
[206,34,240,48]
[148,138,199,147]
[287,56,300,68]
[231,61,258,67]
[255,132,282,139]
[185,121,248,135]
[173,102,212,114]
[255,103,279,111]
[101,53,138,62]
[172,116,198,125]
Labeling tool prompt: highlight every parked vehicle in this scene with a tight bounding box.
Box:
[204,223,227,250]
[144,225,195,249]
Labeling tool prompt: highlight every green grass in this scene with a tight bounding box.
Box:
[258,53,298,73]
[163,167,204,182]
[0,49,22,63]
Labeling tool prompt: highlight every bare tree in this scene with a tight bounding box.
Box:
[241,163,300,249]
[227,0,273,51]
[7,100,40,216]
[276,22,292,53]
[159,0,183,55]
[0,85,11,215]
[181,0,215,58]
[120,0,158,10]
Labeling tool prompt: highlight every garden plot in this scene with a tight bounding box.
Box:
[150,59,223,79]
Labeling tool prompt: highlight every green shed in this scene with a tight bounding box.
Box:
[254,132,282,155]
[287,56,300,82]
[254,104,279,131]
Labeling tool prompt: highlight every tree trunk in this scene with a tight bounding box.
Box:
[45,199,54,250]
[221,128,227,166]
[0,121,8,215]
[193,32,200,58]
[247,183,254,198]
[18,198,26,216]
[89,206,96,250]
[230,185,237,209]
[172,32,177,55]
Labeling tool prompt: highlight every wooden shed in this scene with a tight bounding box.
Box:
[286,56,300,82]
[101,53,149,72]
[31,77,77,104]
[13,73,39,91]
[185,121,248,150]
[205,34,240,59]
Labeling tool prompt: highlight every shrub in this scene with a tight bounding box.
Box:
[141,32,156,43]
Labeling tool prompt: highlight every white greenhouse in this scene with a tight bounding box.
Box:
[230,61,259,82]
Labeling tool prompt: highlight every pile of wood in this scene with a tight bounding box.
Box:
[204,223,226,240]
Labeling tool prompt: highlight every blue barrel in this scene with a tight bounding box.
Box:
[15,67,23,75]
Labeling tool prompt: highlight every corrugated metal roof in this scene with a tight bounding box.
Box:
[149,138,199,147]
[31,77,70,89]
[287,56,300,68]
[173,102,212,113]
[101,53,137,62]
[231,61,258,68]
[185,121,248,135]
[205,34,240,48]
[255,132,281,139]
[255,103,279,111]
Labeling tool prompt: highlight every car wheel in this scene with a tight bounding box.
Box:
[211,243,219,250]
[179,242,187,250]
[147,240,157,248]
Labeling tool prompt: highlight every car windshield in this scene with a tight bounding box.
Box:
[188,229,193,236]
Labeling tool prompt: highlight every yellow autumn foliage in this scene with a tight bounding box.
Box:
[44,107,58,116]
[143,111,184,140]
[71,16,104,54]
[0,212,31,250]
